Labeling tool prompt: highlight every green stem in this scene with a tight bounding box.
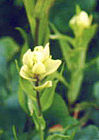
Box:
[35,80,44,140]
[36,90,42,116]
[39,123,44,140]
[67,49,86,104]
[35,18,40,46]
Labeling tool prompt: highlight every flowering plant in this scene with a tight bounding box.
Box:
[0,1,98,140]
[20,43,61,90]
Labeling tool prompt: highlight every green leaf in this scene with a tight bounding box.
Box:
[14,0,23,6]
[75,101,97,112]
[18,86,29,114]
[93,82,99,105]
[0,37,19,61]
[46,134,70,140]
[40,80,58,111]
[44,94,76,127]
[38,18,50,45]
[74,125,99,140]
[54,71,69,88]
[16,27,28,42]
[89,109,99,127]
[76,5,81,15]
[38,115,46,130]
[0,129,3,136]
[23,0,36,38]
[19,78,36,101]
[28,97,34,116]
[50,22,75,47]
[16,27,29,59]
[32,112,46,131]
[32,112,39,130]
[82,24,98,46]
[59,40,72,70]
[0,55,7,78]
[12,125,18,140]
[67,70,83,104]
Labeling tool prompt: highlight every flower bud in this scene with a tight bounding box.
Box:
[69,11,92,35]
[76,11,91,27]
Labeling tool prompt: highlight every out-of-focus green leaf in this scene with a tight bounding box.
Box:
[18,86,29,114]
[19,78,36,101]
[50,22,75,47]
[16,27,29,59]
[34,0,55,45]
[23,0,36,38]
[0,129,3,136]
[28,97,34,116]
[32,112,39,130]
[74,125,99,140]
[54,71,69,88]
[0,37,19,61]
[76,5,81,14]
[40,63,66,111]
[16,27,28,43]
[50,0,97,32]
[0,55,7,78]
[75,101,97,112]
[44,94,77,127]
[10,62,19,95]
[89,109,99,127]
[81,24,98,47]
[40,80,58,111]
[18,77,37,114]
[93,82,99,105]
[32,112,46,131]
[67,70,83,104]
[38,18,50,45]
[12,125,18,140]
[14,0,23,6]
[38,115,46,130]
[46,133,70,140]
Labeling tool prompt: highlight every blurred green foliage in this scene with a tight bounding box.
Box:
[0,0,99,139]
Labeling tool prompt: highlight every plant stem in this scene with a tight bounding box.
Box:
[35,80,42,116]
[35,18,40,46]
[39,123,44,140]
[36,90,42,116]
[35,79,44,140]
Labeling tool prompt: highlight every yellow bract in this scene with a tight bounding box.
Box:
[20,43,61,89]
[70,11,92,29]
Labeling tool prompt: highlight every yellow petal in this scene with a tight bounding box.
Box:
[33,46,44,62]
[20,65,36,81]
[34,46,43,52]
[44,58,62,76]
[77,11,90,27]
[32,51,44,62]
[43,43,50,60]
[22,49,33,67]
[69,15,76,25]
[34,81,52,91]
[32,62,46,74]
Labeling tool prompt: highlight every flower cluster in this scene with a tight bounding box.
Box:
[69,10,93,37]
[20,43,61,89]
[69,11,92,29]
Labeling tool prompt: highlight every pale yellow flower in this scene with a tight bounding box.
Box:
[20,43,61,89]
[70,11,92,29]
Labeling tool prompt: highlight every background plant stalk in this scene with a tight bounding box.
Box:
[68,46,87,104]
